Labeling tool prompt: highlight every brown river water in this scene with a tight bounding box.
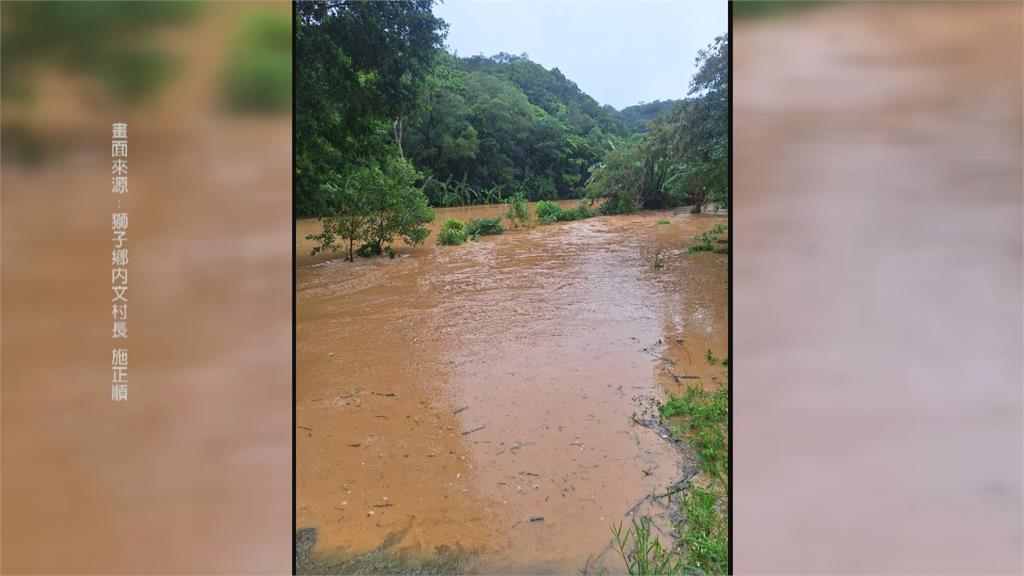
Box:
[296,202,728,573]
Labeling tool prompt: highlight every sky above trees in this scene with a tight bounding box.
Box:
[432,0,727,110]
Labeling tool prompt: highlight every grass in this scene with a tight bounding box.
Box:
[657,219,670,225]
[679,483,728,574]
[705,348,719,366]
[616,384,729,575]
[659,386,728,482]
[687,224,729,254]
[613,517,683,576]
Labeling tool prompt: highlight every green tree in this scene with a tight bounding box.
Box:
[585,34,729,214]
[306,175,370,262]
[295,0,446,216]
[664,34,729,212]
[505,191,531,228]
[362,156,436,254]
[308,156,435,259]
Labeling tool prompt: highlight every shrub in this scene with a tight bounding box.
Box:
[573,201,597,219]
[535,200,564,224]
[599,195,636,215]
[437,218,468,245]
[535,200,597,224]
[356,243,381,258]
[687,225,729,254]
[559,209,581,222]
[505,191,531,228]
[467,217,505,237]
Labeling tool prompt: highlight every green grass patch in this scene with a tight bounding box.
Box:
[659,385,728,483]
[617,384,729,575]
[679,483,728,574]
[657,219,670,225]
[613,517,683,576]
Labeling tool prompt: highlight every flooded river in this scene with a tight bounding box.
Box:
[296,203,727,573]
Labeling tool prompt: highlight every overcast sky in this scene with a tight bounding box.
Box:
[432,1,727,110]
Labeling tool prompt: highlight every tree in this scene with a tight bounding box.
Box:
[665,34,729,212]
[402,52,628,205]
[362,156,436,254]
[306,176,370,262]
[295,0,447,216]
[308,156,435,259]
[585,33,729,214]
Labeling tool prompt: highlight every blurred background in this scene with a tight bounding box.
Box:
[734,1,1022,573]
[4,1,1022,574]
[2,2,292,573]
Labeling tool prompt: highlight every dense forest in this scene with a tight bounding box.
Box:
[617,100,679,133]
[296,0,728,252]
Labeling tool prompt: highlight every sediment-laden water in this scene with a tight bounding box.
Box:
[296,204,727,573]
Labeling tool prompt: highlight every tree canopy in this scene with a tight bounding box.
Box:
[586,34,729,213]
[296,0,729,246]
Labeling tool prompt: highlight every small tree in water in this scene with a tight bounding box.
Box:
[307,156,435,260]
[505,190,531,229]
[306,177,368,262]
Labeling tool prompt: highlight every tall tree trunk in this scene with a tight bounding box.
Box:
[692,186,706,214]
[393,118,404,159]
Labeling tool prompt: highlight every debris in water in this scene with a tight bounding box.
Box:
[462,425,486,436]
[347,442,361,447]
[529,516,544,523]
[453,405,469,414]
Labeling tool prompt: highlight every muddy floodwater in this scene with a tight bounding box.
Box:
[296,203,727,573]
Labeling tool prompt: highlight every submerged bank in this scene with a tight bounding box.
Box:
[296,204,727,573]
